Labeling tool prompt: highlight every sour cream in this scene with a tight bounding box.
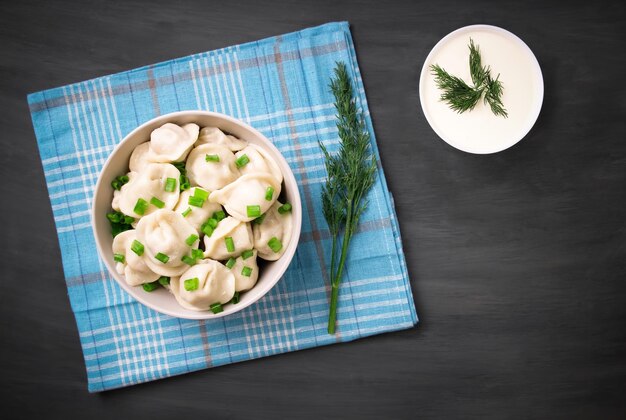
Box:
[419,25,543,154]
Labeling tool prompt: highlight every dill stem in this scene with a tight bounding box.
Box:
[328,200,353,334]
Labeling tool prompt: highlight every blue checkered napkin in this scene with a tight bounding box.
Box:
[27,21,418,392]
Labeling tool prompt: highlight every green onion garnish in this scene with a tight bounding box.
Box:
[213,210,226,221]
[231,291,240,304]
[253,213,266,225]
[278,203,292,214]
[225,258,236,269]
[164,177,177,192]
[150,196,165,209]
[206,218,218,228]
[182,207,192,217]
[181,255,196,266]
[235,154,250,168]
[184,277,199,291]
[201,223,214,237]
[157,276,170,286]
[133,198,148,215]
[205,154,220,163]
[111,180,120,190]
[113,253,125,263]
[131,240,144,256]
[246,205,261,218]
[210,302,223,314]
[241,266,252,277]
[265,186,274,201]
[225,237,235,252]
[193,188,209,201]
[123,215,135,224]
[191,248,204,260]
[268,237,282,253]
[111,175,129,191]
[241,249,254,260]
[155,252,169,263]
[142,281,160,292]
[188,196,205,208]
[185,234,199,246]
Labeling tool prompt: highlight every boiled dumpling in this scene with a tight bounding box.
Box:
[148,123,199,162]
[118,164,180,218]
[196,126,247,151]
[235,144,283,183]
[111,230,160,286]
[253,201,293,261]
[186,144,240,191]
[170,259,235,311]
[129,142,151,172]
[208,173,281,222]
[228,249,259,292]
[173,187,222,232]
[203,216,253,260]
[135,209,200,277]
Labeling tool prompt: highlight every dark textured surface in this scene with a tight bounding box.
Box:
[1,0,625,418]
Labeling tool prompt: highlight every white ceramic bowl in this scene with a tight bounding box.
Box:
[92,111,302,319]
[419,24,544,154]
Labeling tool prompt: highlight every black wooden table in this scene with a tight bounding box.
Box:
[2,0,625,418]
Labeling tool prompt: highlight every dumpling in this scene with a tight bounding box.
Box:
[111,230,160,286]
[185,144,240,191]
[173,186,222,232]
[148,123,199,162]
[235,144,283,183]
[118,163,180,218]
[203,216,253,260]
[135,209,200,277]
[228,249,259,292]
[196,126,247,151]
[170,259,235,311]
[208,173,281,222]
[129,142,151,172]
[253,201,293,261]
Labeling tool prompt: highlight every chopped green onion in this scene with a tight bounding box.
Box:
[278,203,292,214]
[193,188,209,201]
[181,255,196,266]
[268,237,282,253]
[182,207,192,217]
[133,198,149,215]
[213,210,226,221]
[150,196,165,209]
[205,154,220,163]
[113,253,125,263]
[155,252,169,263]
[225,237,235,252]
[119,175,129,183]
[142,281,160,292]
[201,223,214,237]
[185,234,199,246]
[231,291,240,304]
[164,177,177,192]
[241,266,252,277]
[131,240,144,256]
[225,258,236,269]
[188,196,205,208]
[191,248,204,260]
[107,212,122,223]
[173,162,190,191]
[180,178,190,191]
[265,186,274,201]
[235,154,250,168]
[111,175,130,191]
[111,180,120,190]
[253,213,266,225]
[184,277,199,291]
[158,276,170,286]
[123,215,135,224]
[210,302,223,314]
[246,205,261,218]
[241,249,254,260]
[206,218,218,228]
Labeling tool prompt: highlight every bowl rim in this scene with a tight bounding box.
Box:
[91,110,302,319]
[418,24,544,154]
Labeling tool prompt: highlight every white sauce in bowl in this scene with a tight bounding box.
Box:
[419,25,544,154]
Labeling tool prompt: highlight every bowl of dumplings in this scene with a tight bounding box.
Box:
[92,111,302,319]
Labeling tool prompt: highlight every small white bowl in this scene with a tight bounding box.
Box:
[92,111,302,319]
[419,24,544,154]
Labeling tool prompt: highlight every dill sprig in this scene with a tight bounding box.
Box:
[319,62,377,335]
[430,38,508,118]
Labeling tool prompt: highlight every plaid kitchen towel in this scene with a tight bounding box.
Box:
[27,21,418,392]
